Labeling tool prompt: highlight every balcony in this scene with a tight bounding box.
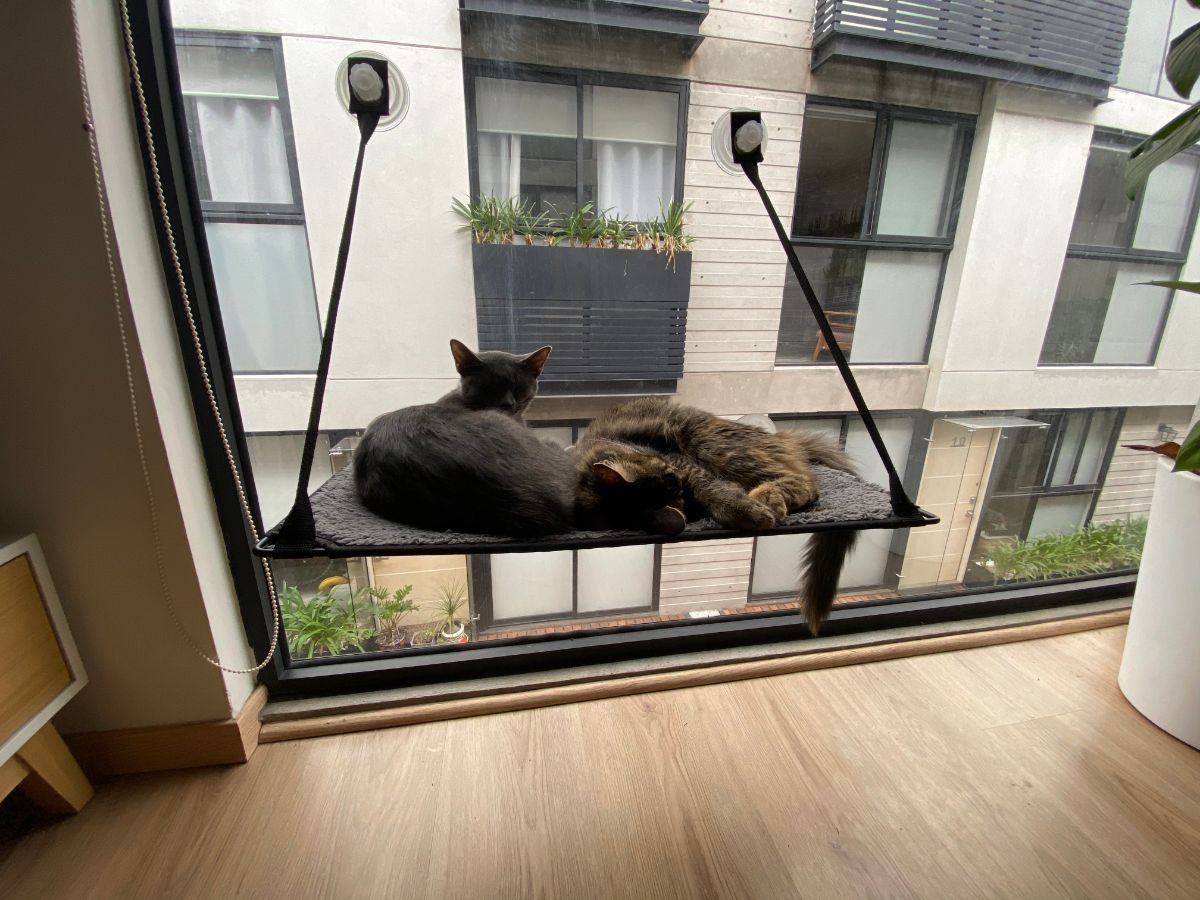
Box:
[459,0,711,57]
[812,0,1131,99]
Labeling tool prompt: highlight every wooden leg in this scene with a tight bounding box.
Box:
[13,723,94,814]
[0,755,30,802]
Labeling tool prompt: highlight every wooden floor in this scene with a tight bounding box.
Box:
[2,626,1198,899]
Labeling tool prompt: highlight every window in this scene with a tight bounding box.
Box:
[750,415,918,599]
[466,63,686,219]
[967,410,1123,585]
[778,102,972,365]
[176,34,321,374]
[1118,0,1200,98]
[1040,135,1200,365]
[470,422,659,630]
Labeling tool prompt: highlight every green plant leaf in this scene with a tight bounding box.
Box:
[1167,22,1200,98]
[1173,420,1200,472]
[1126,103,1200,199]
[1140,279,1200,294]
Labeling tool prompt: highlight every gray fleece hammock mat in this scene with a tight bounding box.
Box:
[255,100,937,560]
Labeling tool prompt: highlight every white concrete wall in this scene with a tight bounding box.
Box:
[172,0,474,433]
[928,83,1200,412]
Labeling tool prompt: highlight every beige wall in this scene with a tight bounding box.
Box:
[0,1,255,732]
[1093,405,1195,524]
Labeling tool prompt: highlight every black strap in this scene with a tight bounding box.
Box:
[275,112,380,549]
[741,160,919,517]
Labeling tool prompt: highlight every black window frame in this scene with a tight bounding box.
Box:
[1040,129,1200,367]
[462,59,689,215]
[127,0,1135,701]
[175,29,323,376]
[778,98,975,367]
[976,409,1126,542]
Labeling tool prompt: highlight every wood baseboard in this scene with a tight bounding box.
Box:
[64,685,267,777]
[260,609,1130,744]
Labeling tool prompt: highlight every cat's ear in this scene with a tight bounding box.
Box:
[592,460,632,487]
[521,345,552,376]
[450,339,482,375]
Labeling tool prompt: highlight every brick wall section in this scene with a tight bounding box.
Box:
[1093,406,1194,524]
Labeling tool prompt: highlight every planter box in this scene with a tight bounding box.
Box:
[471,243,691,395]
[1119,457,1200,750]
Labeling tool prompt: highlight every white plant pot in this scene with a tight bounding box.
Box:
[1119,457,1200,749]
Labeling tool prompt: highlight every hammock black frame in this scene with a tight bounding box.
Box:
[255,107,938,560]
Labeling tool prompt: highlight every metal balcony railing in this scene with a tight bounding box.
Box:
[812,0,1131,98]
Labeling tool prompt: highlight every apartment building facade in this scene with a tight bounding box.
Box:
[165,0,1198,644]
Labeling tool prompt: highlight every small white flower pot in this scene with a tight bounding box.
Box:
[1119,457,1200,749]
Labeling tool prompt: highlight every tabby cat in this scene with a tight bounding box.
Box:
[354,340,576,536]
[574,397,857,633]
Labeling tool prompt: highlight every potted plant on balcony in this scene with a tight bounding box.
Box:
[1117,15,1200,749]
[432,580,470,644]
[452,196,693,393]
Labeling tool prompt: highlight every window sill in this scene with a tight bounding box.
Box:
[258,597,1130,743]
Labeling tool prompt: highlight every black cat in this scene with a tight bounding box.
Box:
[354,340,575,536]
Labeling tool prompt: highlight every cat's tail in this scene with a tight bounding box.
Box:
[799,530,857,635]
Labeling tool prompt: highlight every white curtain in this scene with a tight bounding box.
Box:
[477,132,521,200]
[596,142,675,221]
[194,97,293,204]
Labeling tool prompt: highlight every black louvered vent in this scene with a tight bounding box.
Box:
[472,244,690,396]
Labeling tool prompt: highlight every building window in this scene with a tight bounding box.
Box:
[1117,0,1200,98]
[749,414,918,599]
[176,34,321,374]
[778,102,973,365]
[465,62,687,220]
[1040,134,1200,366]
[967,410,1123,584]
[469,421,660,629]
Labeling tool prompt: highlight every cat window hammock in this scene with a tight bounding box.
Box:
[254,73,937,560]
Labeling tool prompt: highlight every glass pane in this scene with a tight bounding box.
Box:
[990,417,1056,493]
[491,551,573,620]
[583,85,677,221]
[1027,494,1092,539]
[1159,0,1200,99]
[793,106,877,237]
[1050,413,1089,486]
[475,77,577,212]
[1093,261,1174,364]
[177,44,280,97]
[851,250,942,362]
[1131,154,1200,252]
[776,247,940,365]
[577,546,655,613]
[1069,145,1136,248]
[875,119,960,237]
[205,222,321,373]
[1043,257,1174,365]
[192,97,293,204]
[531,425,574,449]
[1077,410,1118,484]
[1117,0,1170,94]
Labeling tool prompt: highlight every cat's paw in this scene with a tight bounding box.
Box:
[717,498,778,531]
[749,484,789,520]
